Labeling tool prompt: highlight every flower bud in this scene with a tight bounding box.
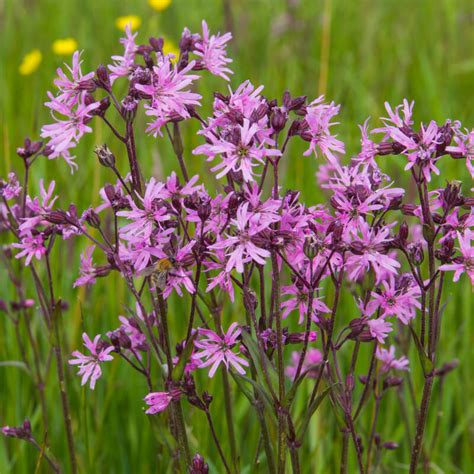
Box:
[189,453,209,474]
[94,96,111,118]
[95,144,116,168]
[197,200,212,222]
[202,392,213,407]
[434,359,459,377]
[16,138,43,159]
[95,65,111,92]
[45,210,69,225]
[442,180,463,209]
[149,36,164,53]
[121,96,138,123]
[243,289,258,315]
[398,221,409,243]
[287,331,317,344]
[348,318,366,338]
[289,96,306,111]
[408,242,424,266]
[383,376,404,390]
[382,441,399,450]
[271,107,287,132]
[303,235,319,259]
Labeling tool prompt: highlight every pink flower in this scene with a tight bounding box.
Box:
[286,349,323,380]
[302,96,345,162]
[19,180,58,234]
[194,20,233,81]
[1,173,22,200]
[194,323,249,377]
[440,232,474,285]
[355,119,378,165]
[12,233,47,265]
[446,129,474,178]
[210,202,271,273]
[53,51,95,104]
[160,241,197,299]
[41,93,99,171]
[194,119,281,182]
[375,345,409,373]
[73,246,97,287]
[367,318,392,344]
[366,275,421,324]
[281,283,330,323]
[376,99,414,135]
[117,177,169,241]
[345,221,400,283]
[68,333,114,389]
[390,121,442,182]
[135,56,201,137]
[109,25,137,83]
[144,389,181,415]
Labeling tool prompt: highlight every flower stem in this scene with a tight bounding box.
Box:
[271,252,286,474]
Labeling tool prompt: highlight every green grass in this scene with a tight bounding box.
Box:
[1,0,473,472]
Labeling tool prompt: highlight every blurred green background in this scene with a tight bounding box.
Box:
[1,0,473,472]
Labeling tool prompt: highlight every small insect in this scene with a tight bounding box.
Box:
[139,257,176,290]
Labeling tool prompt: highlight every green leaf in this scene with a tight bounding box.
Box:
[297,385,334,439]
[241,331,278,397]
[0,360,31,375]
[232,373,277,425]
[408,324,433,376]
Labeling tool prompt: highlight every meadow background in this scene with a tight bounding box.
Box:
[0,0,473,472]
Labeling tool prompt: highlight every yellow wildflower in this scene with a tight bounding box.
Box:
[163,39,179,62]
[19,49,42,75]
[115,15,142,31]
[52,38,78,56]
[149,0,172,11]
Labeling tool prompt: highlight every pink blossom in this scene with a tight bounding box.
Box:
[194,323,249,377]
[366,275,421,324]
[355,118,378,165]
[135,56,201,137]
[53,51,95,104]
[345,221,401,283]
[194,119,281,182]
[446,129,474,178]
[12,233,47,265]
[194,20,233,81]
[286,349,323,380]
[302,96,345,162]
[41,93,100,171]
[281,283,330,323]
[161,241,196,299]
[117,177,170,241]
[367,318,392,343]
[376,99,414,135]
[73,246,97,287]
[390,120,442,182]
[210,202,271,273]
[440,232,474,285]
[19,180,58,233]
[109,25,137,83]
[144,389,181,415]
[440,209,474,243]
[68,333,114,389]
[375,345,409,373]
[1,173,22,200]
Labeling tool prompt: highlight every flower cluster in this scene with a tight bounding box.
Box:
[1,19,472,474]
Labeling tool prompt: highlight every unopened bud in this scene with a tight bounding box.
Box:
[95,144,116,168]
[95,65,111,92]
[189,453,209,474]
[303,235,319,259]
